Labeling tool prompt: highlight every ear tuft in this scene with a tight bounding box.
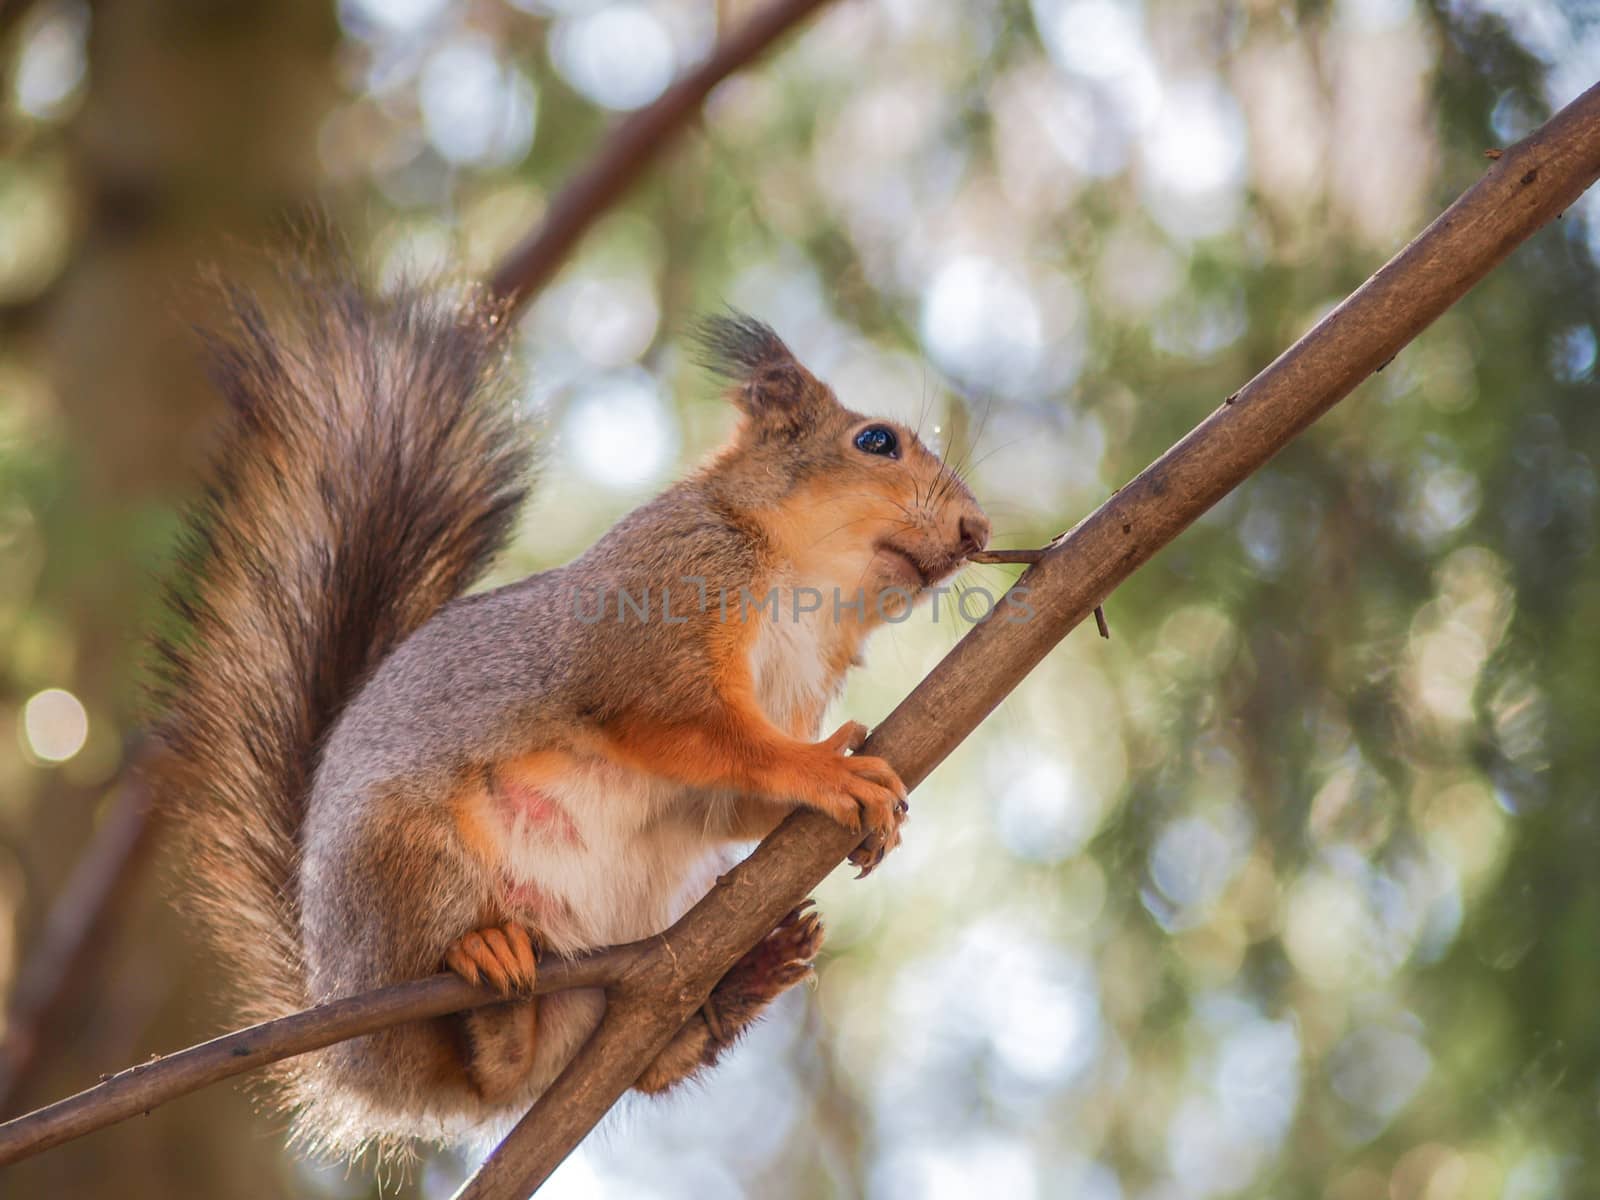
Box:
[691,311,822,424]
[692,311,793,381]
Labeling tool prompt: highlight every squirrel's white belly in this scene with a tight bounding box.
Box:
[480,579,840,958]
[485,756,731,956]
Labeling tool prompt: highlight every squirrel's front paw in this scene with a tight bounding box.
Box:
[811,721,908,852]
[444,922,538,995]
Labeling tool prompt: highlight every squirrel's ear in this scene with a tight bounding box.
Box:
[692,312,828,428]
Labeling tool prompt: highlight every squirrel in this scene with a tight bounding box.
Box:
[152,268,990,1162]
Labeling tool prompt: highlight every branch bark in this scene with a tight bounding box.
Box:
[456,81,1600,1199]
[0,0,833,1117]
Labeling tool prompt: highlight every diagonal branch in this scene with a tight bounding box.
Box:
[456,81,1600,1199]
[0,0,835,1116]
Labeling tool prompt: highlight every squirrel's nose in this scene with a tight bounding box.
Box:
[957,513,991,558]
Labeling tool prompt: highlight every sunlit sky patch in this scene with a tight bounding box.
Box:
[340,0,451,38]
[825,344,929,427]
[563,273,661,368]
[563,368,679,491]
[551,4,678,111]
[21,687,87,763]
[920,255,1044,393]
[1551,324,1597,382]
[1143,806,1254,932]
[1337,0,1417,32]
[874,1134,1041,1200]
[1031,0,1162,130]
[1164,999,1300,1196]
[1328,1018,1432,1133]
[419,36,537,166]
[13,1,88,120]
[1139,79,1249,240]
[991,752,1106,864]
[877,917,1103,1138]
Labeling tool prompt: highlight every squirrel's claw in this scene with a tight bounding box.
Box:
[814,720,908,868]
[445,922,539,995]
[849,796,908,878]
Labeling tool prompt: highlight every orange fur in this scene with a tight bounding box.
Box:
[607,702,902,838]
[451,787,502,868]
[755,476,915,638]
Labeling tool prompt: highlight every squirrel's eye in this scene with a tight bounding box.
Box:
[854,425,899,457]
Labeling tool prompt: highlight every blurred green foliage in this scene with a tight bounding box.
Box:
[2,1,1598,1198]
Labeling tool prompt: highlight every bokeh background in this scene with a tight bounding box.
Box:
[2,0,1600,1196]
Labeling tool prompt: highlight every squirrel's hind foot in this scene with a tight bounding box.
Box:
[705,900,824,1037]
[444,922,538,994]
[635,902,824,1094]
[447,922,541,1102]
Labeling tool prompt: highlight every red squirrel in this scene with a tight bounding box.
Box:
[155,271,990,1161]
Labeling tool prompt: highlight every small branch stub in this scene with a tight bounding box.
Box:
[965,548,1045,565]
[966,549,1110,638]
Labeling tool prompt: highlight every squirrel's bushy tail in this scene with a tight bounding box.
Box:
[153,271,532,1044]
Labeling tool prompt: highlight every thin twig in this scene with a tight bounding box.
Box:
[456,79,1600,1199]
[0,947,637,1167]
[966,550,1106,637]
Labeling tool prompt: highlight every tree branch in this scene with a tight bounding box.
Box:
[487,0,831,308]
[455,81,1600,1199]
[0,0,834,1116]
[0,947,639,1166]
[0,768,157,1109]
